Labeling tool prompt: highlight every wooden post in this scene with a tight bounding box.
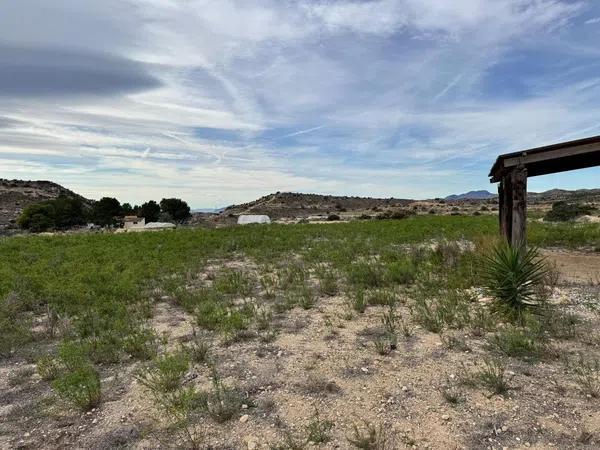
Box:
[498,174,512,243]
[510,167,527,247]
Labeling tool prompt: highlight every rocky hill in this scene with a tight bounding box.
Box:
[219,192,414,219]
[0,179,90,229]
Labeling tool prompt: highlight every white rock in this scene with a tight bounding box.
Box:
[240,414,249,423]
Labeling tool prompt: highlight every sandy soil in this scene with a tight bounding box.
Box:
[1,250,599,450]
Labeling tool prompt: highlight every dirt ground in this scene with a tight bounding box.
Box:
[1,249,599,450]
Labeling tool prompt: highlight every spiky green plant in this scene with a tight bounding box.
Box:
[481,244,548,322]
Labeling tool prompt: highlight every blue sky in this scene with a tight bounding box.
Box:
[1,0,599,208]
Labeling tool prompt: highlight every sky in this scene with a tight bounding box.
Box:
[1,0,600,208]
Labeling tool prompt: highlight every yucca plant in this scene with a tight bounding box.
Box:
[481,243,548,322]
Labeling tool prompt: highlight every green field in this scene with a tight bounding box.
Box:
[1,215,599,448]
[1,216,597,307]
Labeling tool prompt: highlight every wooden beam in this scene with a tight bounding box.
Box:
[499,174,512,243]
[510,167,527,247]
[502,143,600,169]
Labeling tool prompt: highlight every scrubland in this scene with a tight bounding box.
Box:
[1,216,599,449]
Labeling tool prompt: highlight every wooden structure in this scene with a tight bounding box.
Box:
[489,135,600,246]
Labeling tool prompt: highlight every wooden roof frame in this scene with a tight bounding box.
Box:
[489,135,600,183]
[489,135,600,246]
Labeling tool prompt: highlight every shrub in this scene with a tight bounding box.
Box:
[349,289,367,313]
[481,244,548,322]
[316,267,338,296]
[384,260,416,285]
[545,201,593,222]
[52,364,101,410]
[305,409,333,443]
[327,214,340,221]
[347,262,385,288]
[37,355,61,381]
[347,421,391,449]
[569,357,599,398]
[486,326,547,360]
[376,210,410,220]
[198,368,245,423]
[462,358,511,396]
[136,351,189,393]
[122,326,159,360]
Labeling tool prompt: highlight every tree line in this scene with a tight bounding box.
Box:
[17,196,190,232]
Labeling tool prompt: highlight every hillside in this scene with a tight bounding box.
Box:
[0,179,90,230]
[220,192,414,219]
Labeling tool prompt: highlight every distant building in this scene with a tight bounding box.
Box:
[237,214,271,225]
[123,216,145,229]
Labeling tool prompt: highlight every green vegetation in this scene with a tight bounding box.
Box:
[544,201,594,222]
[17,195,191,231]
[481,244,548,322]
[17,195,87,232]
[1,214,599,444]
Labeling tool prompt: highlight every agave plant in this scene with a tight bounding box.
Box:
[481,243,548,322]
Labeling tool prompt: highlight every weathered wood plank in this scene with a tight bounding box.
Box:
[510,167,527,247]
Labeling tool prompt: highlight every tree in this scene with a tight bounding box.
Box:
[17,202,56,232]
[17,195,87,232]
[160,198,190,223]
[139,200,161,222]
[121,203,134,215]
[91,197,122,226]
[53,195,86,228]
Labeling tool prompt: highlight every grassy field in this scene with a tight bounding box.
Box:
[1,215,599,449]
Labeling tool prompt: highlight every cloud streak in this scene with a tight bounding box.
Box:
[1,0,599,206]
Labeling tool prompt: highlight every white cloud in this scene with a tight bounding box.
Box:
[1,0,598,205]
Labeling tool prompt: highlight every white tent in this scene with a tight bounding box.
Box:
[237,214,271,225]
[144,222,176,229]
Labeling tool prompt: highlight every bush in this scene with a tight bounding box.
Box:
[136,351,189,393]
[486,326,547,360]
[52,364,101,410]
[376,210,410,220]
[545,201,594,222]
[327,214,340,221]
[347,262,385,288]
[481,244,548,322]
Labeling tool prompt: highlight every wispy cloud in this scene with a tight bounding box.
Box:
[1,0,599,206]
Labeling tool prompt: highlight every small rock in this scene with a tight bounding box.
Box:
[240,414,249,423]
[441,414,450,421]
[402,386,408,392]
[361,367,369,373]
[241,404,248,410]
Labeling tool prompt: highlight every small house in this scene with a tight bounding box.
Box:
[123,216,145,229]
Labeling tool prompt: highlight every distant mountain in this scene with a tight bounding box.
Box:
[445,190,497,201]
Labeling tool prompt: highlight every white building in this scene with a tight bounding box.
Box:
[123,216,145,229]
